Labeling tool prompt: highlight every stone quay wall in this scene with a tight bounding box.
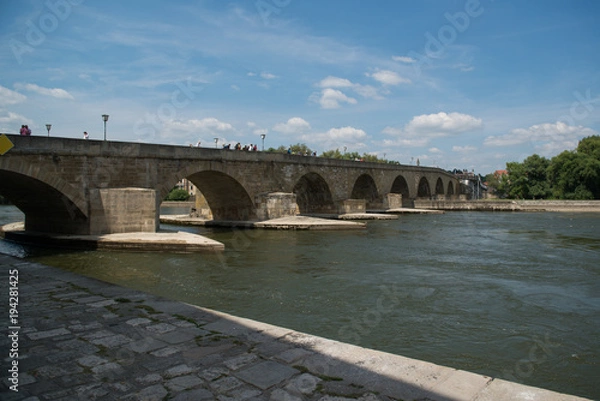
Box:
[414,199,600,212]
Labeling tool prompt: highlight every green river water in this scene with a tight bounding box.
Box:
[1,205,598,399]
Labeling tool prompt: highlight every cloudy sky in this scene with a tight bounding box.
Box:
[1,0,599,173]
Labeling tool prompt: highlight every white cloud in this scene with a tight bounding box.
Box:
[260,72,277,80]
[352,84,382,99]
[314,88,357,109]
[367,69,411,85]
[14,83,74,100]
[0,111,32,130]
[383,137,429,148]
[429,147,443,153]
[392,56,416,64]
[382,126,403,136]
[303,126,368,150]
[317,76,354,88]
[405,112,483,136]
[382,112,482,148]
[484,121,597,155]
[453,145,477,153]
[273,117,311,134]
[315,75,384,104]
[188,117,234,132]
[0,86,27,105]
[162,117,235,139]
[323,126,367,140]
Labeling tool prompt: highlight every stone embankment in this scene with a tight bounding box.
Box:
[414,200,600,212]
[0,254,591,400]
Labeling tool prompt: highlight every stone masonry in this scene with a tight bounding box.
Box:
[0,135,459,235]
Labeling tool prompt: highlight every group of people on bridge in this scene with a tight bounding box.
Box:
[19,125,31,136]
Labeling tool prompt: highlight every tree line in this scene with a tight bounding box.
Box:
[486,135,600,200]
[267,143,399,164]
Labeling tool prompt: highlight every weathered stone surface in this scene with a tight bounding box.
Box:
[1,135,460,235]
[235,361,298,390]
[165,375,204,392]
[89,188,158,235]
[26,328,71,340]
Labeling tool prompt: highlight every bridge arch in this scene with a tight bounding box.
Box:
[185,170,257,221]
[417,177,431,198]
[447,181,455,196]
[0,169,88,234]
[293,172,335,214]
[351,174,379,206]
[435,177,445,195]
[390,175,410,200]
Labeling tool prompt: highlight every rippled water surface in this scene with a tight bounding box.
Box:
[1,205,599,399]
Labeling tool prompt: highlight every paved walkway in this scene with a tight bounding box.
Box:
[0,254,590,401]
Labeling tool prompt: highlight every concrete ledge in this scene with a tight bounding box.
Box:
[254,216,366,230]
[372,208,445,215]
[1,222,224,252]
[161,215,367,230]
[338,213,398,220]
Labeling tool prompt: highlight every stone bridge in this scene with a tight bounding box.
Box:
[0,135,460,235]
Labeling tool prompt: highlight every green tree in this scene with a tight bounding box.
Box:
[503,154,551,199]
[577,135,600,160]
[484,172,508,198]
[268,143,314,155]
[523,154,551,199]
[321,148,393,163]
[165,188,190,201]
[548,146,600,200]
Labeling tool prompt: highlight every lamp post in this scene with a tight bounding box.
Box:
[260,133,266,151]
[214,137,218,148]
[102,114,109,141]
[45,124,52,137]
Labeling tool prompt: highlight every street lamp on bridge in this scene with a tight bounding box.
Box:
[45,124,52,137]
[102,114,109,141]
[214,137,219,148]
[260,133,266,151]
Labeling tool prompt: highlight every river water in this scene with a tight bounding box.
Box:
[1,205,599,399]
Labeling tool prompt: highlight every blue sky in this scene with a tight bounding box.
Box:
[1,0,599,173]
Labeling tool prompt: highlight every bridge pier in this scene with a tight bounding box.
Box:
[337,199,366,214]
[89,188,159,235]
[383,193,403,209]
[255,192,299,220]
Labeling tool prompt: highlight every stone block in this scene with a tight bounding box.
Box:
[337,199,366,214]
[383,193,402,209]
[255,192,299,221]
[235,361,298,390]
[89,187,158,235]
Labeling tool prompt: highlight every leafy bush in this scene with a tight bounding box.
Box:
[165,188,190,201]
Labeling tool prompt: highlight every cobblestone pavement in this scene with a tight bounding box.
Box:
[0,254,590,401]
